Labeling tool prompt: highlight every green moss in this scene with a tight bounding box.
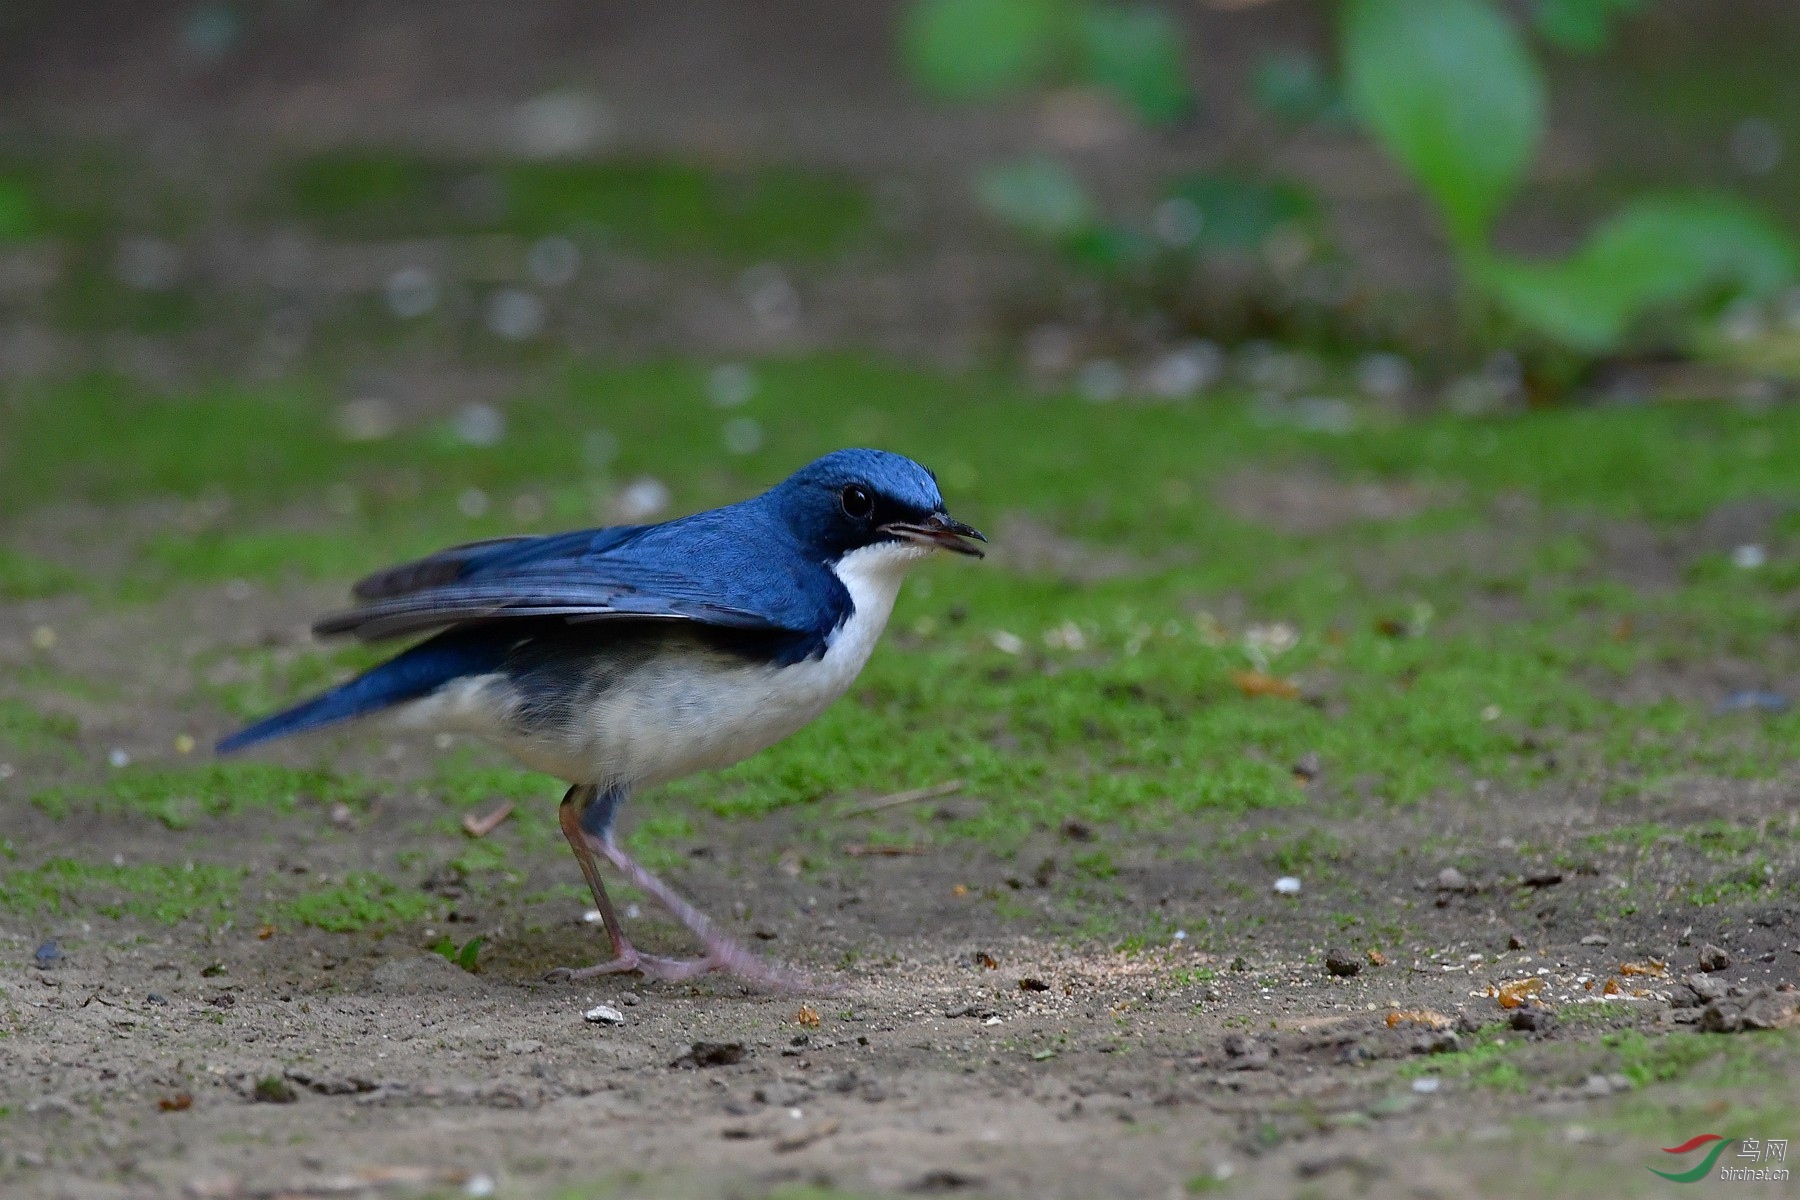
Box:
[5,353,1800,860]
[1602,1028,1798,1089]
[278,152,870,260]
[0,858,244,924]
[1398,1029,1530,1091]
[278,872,437,932]
[0,547,85,599]
[0,699,79,753]
[33,763,368,828]
[624,812,697,872]
[200,642,389,721]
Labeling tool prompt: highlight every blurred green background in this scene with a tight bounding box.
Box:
[1,1,1798,856]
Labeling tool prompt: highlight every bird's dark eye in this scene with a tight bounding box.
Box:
[840,484,874,520]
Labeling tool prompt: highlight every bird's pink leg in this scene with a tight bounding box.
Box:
[545,783,811,991]
[591,836,813,990]
[544,784,647,980]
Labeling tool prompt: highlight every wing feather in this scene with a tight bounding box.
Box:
[316,508,841,643]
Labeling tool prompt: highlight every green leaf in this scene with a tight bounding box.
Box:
[1531,0,1644,55]
[901,0,1070,102]
[976,156,1094,240]
[1251,50,1346,128]
[1078,4,1191,126]
[1484,193,1799,354]
[0,178,37,242]
[1065,222,1159,273]
[1341,0,1544,252]
[1163,172,1316,253]
[455,935,484,972]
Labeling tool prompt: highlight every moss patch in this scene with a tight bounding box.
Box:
[33,763,369,829]
[276,872,438,933]
[0,858,245,924]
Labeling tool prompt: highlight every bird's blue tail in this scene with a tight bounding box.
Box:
[216,632,509,754]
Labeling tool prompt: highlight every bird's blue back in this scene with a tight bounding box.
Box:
[216,449,947,754]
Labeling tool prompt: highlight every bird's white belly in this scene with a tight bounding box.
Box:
[394,540,925,787]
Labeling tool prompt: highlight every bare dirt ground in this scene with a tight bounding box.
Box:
[4,4,1800,1198]
[3,577,1798,1200]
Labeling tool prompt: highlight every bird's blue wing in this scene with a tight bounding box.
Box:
[316,508,844,643]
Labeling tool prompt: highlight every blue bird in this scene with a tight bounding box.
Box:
[220,449,983,987]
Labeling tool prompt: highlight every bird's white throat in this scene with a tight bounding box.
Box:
[823,538,933,660]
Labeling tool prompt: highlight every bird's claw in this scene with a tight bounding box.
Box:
[544,947,818,991]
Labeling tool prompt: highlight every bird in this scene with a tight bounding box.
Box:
[218,449,984,987]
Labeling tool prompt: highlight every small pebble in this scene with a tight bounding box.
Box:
[1732,543,1766,569]
[465,1175,496,1199]
[108,748,131,769]
[1579,934,1609,947]
[1411,1077,1440,1094]
[1436,867,1469,892]
[1273,876,1302,896]
[1697,943,1732,972]
[1324,948,1362,978]
[584,1004,625,1025]
[1715,690,1789,715]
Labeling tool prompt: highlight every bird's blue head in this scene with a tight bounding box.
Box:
[766,449,985,563]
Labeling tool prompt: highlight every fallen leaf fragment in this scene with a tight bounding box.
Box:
[842,843,929,857]
[1366,950,1389,967]
[1603,977,1621,996]
[461,800,515,838]
[1497,977,1544,1009]
[1385,1009,1452,1030]
[795,1005,821,1028]
[1231,669,1300,699]
[1618,959,1667,977]
[158,1092,192,1112]
[256,924,275,940]
[951,884,970,897]
[839,779,964,816]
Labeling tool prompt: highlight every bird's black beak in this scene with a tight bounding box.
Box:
[881,512,987,558]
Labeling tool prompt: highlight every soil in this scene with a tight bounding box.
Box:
[4,4,1800,1197]
[3,579,1799,1200]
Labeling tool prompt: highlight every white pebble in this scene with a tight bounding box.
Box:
[108,748,131,769]
[1412,1077,1441,1094]
[464,1174,496,1198]
[527,237,581,287]
[453,403,507,448]
[614,479,670,522]
[484,289,545,341]
[707,363,758,408]
[1273,876,1302,896]
[385,267,439,319]
[584,1004,625,1025]
[1733,543,1767,569]
[722,417,764,456]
